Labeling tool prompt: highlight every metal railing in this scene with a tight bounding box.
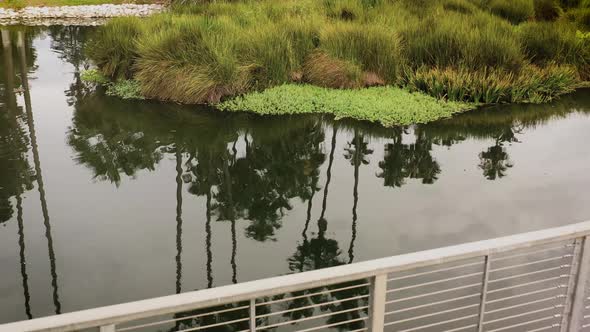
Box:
[4,221,590,332]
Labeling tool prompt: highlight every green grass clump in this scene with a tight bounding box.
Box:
[405,64,580,104]
[319,21,403,82]
[401,11,524,71]
[488,0,534,24]
[85,16,145,79]
[218,85,473,126]
[133,16,250,103]
[519,21,590,68]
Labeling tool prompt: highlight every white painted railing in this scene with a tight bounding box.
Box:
[4,221,590,332]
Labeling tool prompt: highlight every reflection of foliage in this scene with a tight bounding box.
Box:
[0,29,35,224]
[344,128,373,263]
[343,130,373,167]
[477,126,519,180]
[286,228,368,331]
[185,118,326,242]
[67,107,164,186]
[49,26,92,107]
[49,26,90,70]
[418,93,590,179]
[377,129,441,187]
[479,137,515,180]
[406,133,441,184]
[0,110,34,223]
[67,85,330,241]
[240,121,326,241]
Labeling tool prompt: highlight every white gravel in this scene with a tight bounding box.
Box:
[0,4,164,25]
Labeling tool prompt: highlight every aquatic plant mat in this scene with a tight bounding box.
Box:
[218,85,473,126]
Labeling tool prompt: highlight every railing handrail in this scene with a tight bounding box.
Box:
[3,220,590,332]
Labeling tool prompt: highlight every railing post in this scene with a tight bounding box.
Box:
[477,255,491,332]
[561,236,590,332]
[100,325,115,332]
[250,298,256,332]
[368,273,387,331]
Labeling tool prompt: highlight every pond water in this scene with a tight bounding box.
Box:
[1,26,590,325]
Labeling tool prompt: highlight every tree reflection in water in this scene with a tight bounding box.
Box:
[1,28,36,320]
[1,27,63,319]
[377,127,441,188]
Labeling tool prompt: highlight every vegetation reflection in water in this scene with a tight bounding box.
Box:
[1,27,590,330]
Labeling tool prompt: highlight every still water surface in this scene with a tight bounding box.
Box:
[1,26,590,325]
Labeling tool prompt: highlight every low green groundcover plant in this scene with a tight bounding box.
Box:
[82,69,144,100]
[84,0,590,126]
[218,85,473,126]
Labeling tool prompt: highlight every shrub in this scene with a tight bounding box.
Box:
[488,0,534,24]
[86,17,145,79]
[534,0,564,21]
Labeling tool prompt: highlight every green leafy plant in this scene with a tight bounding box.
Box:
[106,80,145,100]
[80,69,108,84]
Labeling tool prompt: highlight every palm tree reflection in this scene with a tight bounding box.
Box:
[17,30,62,315]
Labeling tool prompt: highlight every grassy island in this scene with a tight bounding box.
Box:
[86,0,590,126]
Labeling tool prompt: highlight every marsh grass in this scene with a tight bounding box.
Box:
[519,21,590,70]
[405,64,580,103]
[86,16,145,79]
[534,0,564,20]
[87,0,589,125]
